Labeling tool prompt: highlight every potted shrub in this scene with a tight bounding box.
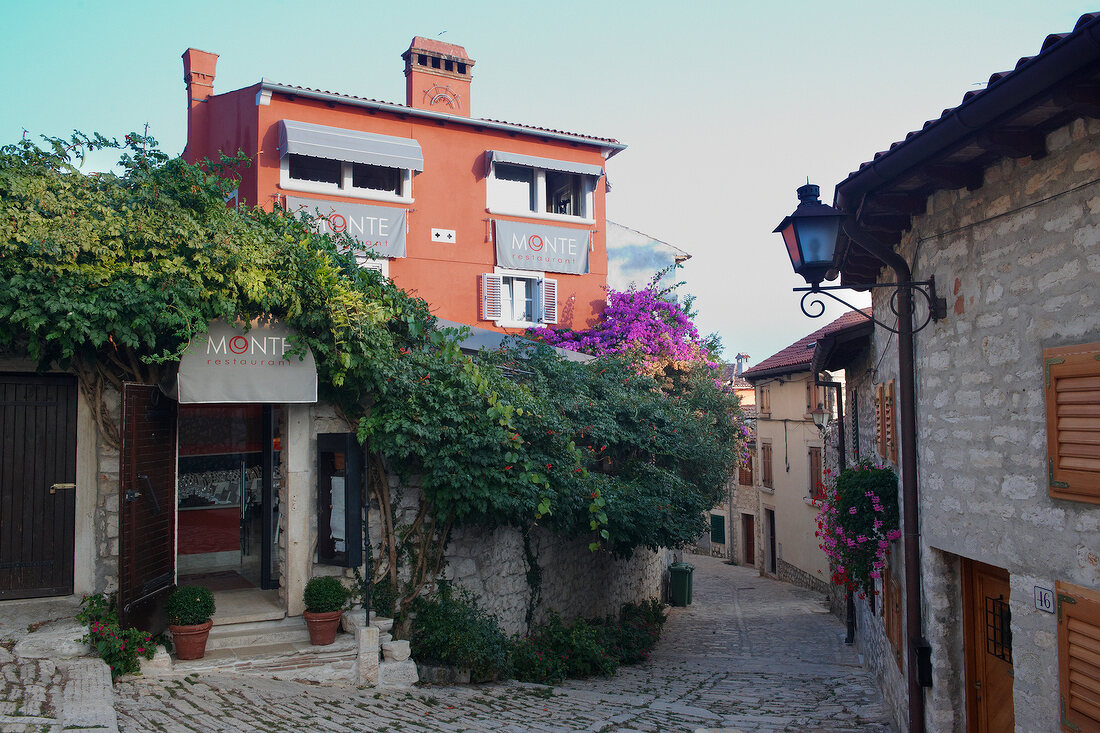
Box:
[166,585,216,660]
[303,575,348,646]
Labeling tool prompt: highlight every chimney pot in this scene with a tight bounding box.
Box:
[402,36,475,117]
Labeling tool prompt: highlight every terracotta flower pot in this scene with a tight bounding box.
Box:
[169,619,213,660]
[304,610,343,646]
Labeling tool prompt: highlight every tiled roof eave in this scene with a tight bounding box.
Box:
[259,81,626,154]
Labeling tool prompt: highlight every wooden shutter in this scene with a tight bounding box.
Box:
[760,386,771,414]
[884,566,903,670]
[809,447,822,497]
[1045,342,1100,504]
[886,380,898,464]
[481,273,502,321]
[761,443,773,488]
[739,457,754,486]
[710,514,725,544]
[875,383,886,457]
[541,278,558,324]
[807,381,816,414]
[1057,581,1100,731]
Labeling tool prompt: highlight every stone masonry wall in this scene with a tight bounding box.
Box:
[837,343,909,732]
[447,524,672,636]
[93,383,122,594]
[362,470,672,637]
[869,116,1100,731]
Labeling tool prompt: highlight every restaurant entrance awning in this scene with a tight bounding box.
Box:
[171,319,318,404]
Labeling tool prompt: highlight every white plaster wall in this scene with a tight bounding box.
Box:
[753,373,829,587]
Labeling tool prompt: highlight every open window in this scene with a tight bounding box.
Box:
[481,270,558,327]
[279,120,422,203]
[316,433,363,568]
[486,151,600,223]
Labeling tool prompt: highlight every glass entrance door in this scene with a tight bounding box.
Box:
[176,404,280,590]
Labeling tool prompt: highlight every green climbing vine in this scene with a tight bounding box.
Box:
[1,131,746,615]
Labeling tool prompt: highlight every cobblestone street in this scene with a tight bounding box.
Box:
[114,555,894,732]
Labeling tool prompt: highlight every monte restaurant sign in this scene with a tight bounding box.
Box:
[286,195,407,260]
[494,220,591,275]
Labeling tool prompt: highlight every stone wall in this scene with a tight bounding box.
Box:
[447,523,672,636]
[93,383,122,595]
[361,468,672,637]
[777,558,828,595]
[864,116,1100,731]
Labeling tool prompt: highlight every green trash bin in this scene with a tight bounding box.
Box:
[669,562,694,606]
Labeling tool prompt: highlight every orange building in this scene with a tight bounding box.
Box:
[182,38,625,333]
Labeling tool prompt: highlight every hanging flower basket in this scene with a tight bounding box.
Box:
[814,459,900,595]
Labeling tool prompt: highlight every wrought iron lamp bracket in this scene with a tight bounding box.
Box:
[794,276,946,334]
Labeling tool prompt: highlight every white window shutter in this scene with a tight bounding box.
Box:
[481,274,503,321]
[541,278,558,324]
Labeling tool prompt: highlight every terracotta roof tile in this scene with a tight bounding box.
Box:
[742,308,872,379]
[265,82,622,146]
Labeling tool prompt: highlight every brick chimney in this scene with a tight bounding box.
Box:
[402,37,474,117]
[182,48,219,163]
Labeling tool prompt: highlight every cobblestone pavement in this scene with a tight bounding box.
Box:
[0,645,61,733]
[114,556,895,732]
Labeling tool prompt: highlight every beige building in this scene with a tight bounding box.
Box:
[742,311,870,592]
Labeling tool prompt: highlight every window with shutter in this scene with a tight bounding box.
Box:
[481,273,503,321]
[541,278,558,324]
[1056,581,1100,731]
[710,514,725,544]
[884,565,903,670]
[875,383,886,458]
[886,380,897,464]
[1044,342,1100,504]
[739,457,754,486]
[760,386,771,415]
[809,446,822,499]
[761,443,773,489]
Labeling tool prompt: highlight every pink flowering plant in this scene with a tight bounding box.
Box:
[528,272,718,382]
[76,592,157,681]
[813,459,900,594]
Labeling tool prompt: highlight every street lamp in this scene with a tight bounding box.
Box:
[774,184,946,333]
[810,402,829,431]
[772,183,845,287]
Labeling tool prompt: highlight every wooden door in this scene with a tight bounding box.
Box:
[963,559,1015,732]
[742,514,755,566]
[0,374,77,599]
[118,384,177,632]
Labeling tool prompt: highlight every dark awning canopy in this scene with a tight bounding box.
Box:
[279,119,424,172]
[172,319,318,404]
[486,150,603,178]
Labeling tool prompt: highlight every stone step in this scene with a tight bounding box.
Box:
[205,616,310,650]
[170,633,359,682]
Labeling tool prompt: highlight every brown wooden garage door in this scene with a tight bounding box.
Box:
[118,383,177,632]
[0,374,77,599]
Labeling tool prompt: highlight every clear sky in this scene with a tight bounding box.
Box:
[1,1,1094,365]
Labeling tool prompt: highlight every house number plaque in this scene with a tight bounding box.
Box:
[1034,586,1055,614]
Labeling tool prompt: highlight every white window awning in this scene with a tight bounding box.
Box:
[486,150,603,178]
[279,119,424,172]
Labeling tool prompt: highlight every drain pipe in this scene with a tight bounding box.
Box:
[843,218,928,733]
